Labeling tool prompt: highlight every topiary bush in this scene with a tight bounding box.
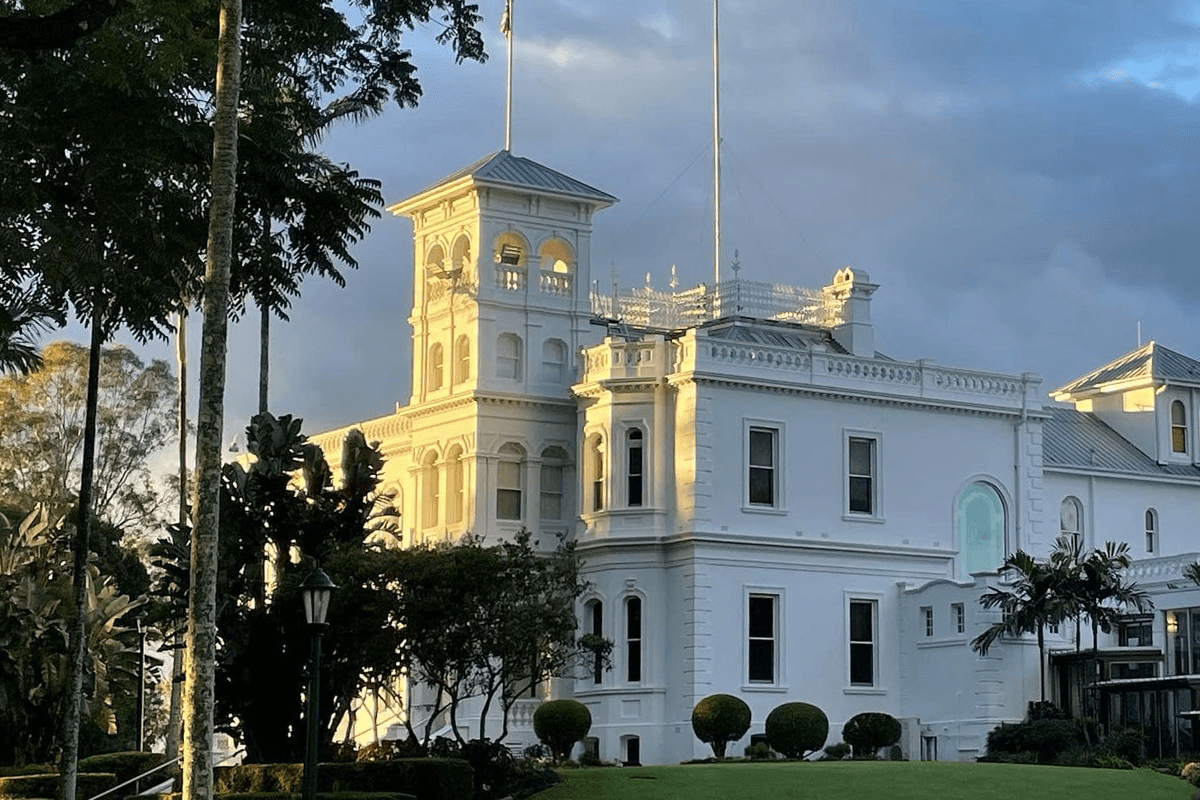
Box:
[985,718,1082,763]
[532,699,592,762]
[0,773,115,800]
[765,702,828,759]
[690,694,752,759]
[823,742,851,760]
[842,712,901,757]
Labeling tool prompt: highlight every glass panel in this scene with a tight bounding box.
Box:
[748,596,774,638]
[850,601,872,643]
[1173,426,1188,453]
[1191,609,1200,676]
[498,460,520,488]
[628,641,642,682]
[1173,401,1186,425]
[849,476,872,514]
[850,642,874,685]
[749,467,774,505]
[849,438,872,476]
[748,640,774,682]
[749,429,774,467]
[496,488,521,519]
[959,483,1005,577]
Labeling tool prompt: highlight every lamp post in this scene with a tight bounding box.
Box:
[300,567,337,800]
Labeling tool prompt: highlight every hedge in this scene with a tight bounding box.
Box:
[0,773,116,800]
[79,752,171,786]
[154,793,414,800]
[213,759,472,800]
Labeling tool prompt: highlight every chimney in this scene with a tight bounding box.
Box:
[823,267,879,357]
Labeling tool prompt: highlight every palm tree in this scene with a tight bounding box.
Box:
[971,550,1071,702]
[1077,541,1153,652]
[0,288,60,376]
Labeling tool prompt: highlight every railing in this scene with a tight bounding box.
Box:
[85,748,245,800]
[495,266,526,291]
[590,278,835,330]
[1124,553,1200,584]
[539,271,572,296]
[508,698,540,729]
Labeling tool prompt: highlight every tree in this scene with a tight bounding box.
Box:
[0,341,177,532]
[691,694,752,759]
[971,548,1071,702]
[1057,540,1153,653]
[0,287,61,376]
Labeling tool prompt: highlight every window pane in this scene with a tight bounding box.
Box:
[849,477,872,514]
[627,597,641,635]
[496,488,521,519]
[749,467,774,505]
[628,641,642,682]
[849,438,872,475]
[850,601,872,642]
[748,640,774,682]
[498,461,520,488]
[749,429,774,467]
[1173,427,1187,453]
[748,596,774,638]
[850,642,874,685]
[540,494,561,520]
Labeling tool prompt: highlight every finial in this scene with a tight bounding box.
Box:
[731,249,741,277]
[669,264,678,289]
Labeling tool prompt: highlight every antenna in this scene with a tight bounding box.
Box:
[712,0,722,287]
[501,0,514,151]
[1137,320,1142,347]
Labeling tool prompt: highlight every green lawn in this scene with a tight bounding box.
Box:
[536,760,1195,800]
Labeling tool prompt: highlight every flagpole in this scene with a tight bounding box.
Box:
[713,0,721,287]
[504,0,513,151]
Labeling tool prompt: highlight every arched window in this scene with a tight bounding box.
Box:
[1060,496,1083,547]
[1172,400,1188,454]
[424,243,447,301]
[625,596,642,682]
[1146,508,1157,554]
[542,339,567,383]
[421,451,439,529]
[450,233,472,272]
[585,599,603,684]
[496,333,523,380]
[540,446,567,520]
[454,335,471,383]
[493,232,527,291]
[586,434,605,512]
[956,482,1005,578]
[427,342,444,391]
[496,443,524,521]
[538,238,574,295]
[446,445,464,525]
[626,429,644,507]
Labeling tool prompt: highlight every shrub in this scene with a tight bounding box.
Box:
[79,752,170,786]
[823,742,851,760]
[841,713,901,757]
[690,694,752,759]
[357,739,427,762]
[765,702,828,759]
[744,742,773,761]
[1027,700,1070,721]
[1101,727,1145,767]
[533,700,592,762]
[986,718,1081,763]
[0,766,54,778]
[214,760,472,800]
[1183,761,1200,787]
[0,773,116,800]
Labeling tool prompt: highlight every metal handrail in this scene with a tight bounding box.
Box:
[85,748,246,800]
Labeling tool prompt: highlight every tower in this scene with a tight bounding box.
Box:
[387,151,616,542]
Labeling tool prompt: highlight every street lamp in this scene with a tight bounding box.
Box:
[301,566,337,800]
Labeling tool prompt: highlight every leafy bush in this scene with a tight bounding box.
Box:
[765,702,829,759]
[522,744,550,763]
[1182,761,1200,787]
[823,742,851,760]
[0,773,116,800]
[841,713,901,756]
[357,738,426,762]
[214,760,472,800]
[690,694,752,759]
[0,766,54,779]
[1027,701,1070,721]
[976,750,1039,764]
[1100,728,1145,767]
[1094,754,1134,770]
[533,700,592,762]
[744,742,773,761]
[986,718,1082,763]
[79,752,170,786]
[578,750,602,767]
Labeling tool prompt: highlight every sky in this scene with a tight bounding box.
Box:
[50,0,1200,451]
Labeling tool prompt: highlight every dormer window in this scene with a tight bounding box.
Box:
[1171,400,1188,454]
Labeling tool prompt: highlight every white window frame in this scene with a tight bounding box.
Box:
[623,422,647,508]
[421,453,439,529]
[1146,508,1157,554]
[744,419,785,513]
[1171,399,1188,455]
[496,333,523,381]
[845,593,883,693]
[584,431,605,513]
[584,598,604,685]
[541,338,567,383]
[843,429,883,521]
[446,446,464,525]
[428,342,444,391]
[922,606,934,637]
[952,603,965,635]
[539,459,564,520]
[744,587,786,689]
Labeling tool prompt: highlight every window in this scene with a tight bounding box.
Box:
[952,603,965,634]
[747,594,777,683]
[427,343,444,390]
[747,427,778,507]
[450,233,472,271]
[421,452,439,528]
[496,443,524,520]
[540,447,566,520]
[957,482,1006,578]
[626,596,642,682]
[542,339,567,383]
[446,445,464,524]
[1146,508,1157,554]
[1172,400,1188,454]
[496,333,523,380]
[922,606,933,637]
[626,429,644,507]
[454,335,471,383]
[587,434,605,512]
[1060,496,1083,547]
[849,600,876,686]
[847,436,876,515]
[1120,617,1154,647]
[587,600,603,684]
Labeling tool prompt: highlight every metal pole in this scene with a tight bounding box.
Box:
[302,628,323,800]
[712,0,721,288]
[504,0,514,151]
[136,622,146,751]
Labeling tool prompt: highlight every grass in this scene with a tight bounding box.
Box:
[535,760,1195,800]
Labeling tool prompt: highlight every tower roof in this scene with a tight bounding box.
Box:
[1051,341,1200,400]
[389,150,617,215]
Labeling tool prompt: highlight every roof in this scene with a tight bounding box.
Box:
[1043,405,1200,479]
[405,150,617,206]
[1052,341,1200,398]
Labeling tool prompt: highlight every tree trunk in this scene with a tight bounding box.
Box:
[258,302,269,414]
[165,309,188,766]
[1036,624,1046,702]
[57,289,105,800]
[183,3,241,800]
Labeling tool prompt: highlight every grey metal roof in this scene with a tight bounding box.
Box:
[1043,405,1200,479]
[413,150,617,204]
[1053,342,1200,397]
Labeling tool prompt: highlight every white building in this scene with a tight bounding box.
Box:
[312,150,1200,765]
